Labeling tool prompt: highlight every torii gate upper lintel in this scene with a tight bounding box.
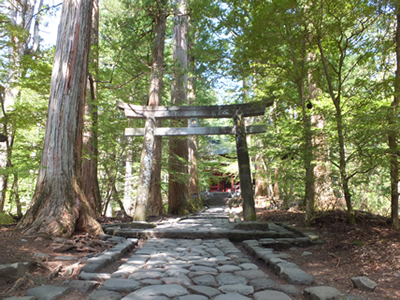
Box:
[118,99,274,221]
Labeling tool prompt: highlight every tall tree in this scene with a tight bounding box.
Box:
[389,2,400,229]
[147,0,168,217]
[16,0,102,237]
[82,0,102,215]
[168,0,189,215]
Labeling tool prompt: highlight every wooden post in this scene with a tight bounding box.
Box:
[134,117,156,221]
[234,113,256,221]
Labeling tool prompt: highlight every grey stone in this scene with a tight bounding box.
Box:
[304,286,342,300]
[239,263,259,270]
[187,285,221,297]
[128,284,189,298]
[219,283,254,295]
[120,222,156,229]
[165,268,190,276]
[217,265,242,272]
[78,271,111,281]
[234,269,267,280]
[122,295,168,300]
[192,274,218,286]
[26,285,71,300]
[216,273,247,285]
[162,275,192,286]
[0,262,31,280]
[234,222,270,231]
[253,290,292,300]
[250,277,277,291]
[302,251,313,256]
[3,297,36,300]
[80,263,102,273]
[214,293,251,300]
[69,280,99,293]
[174,296,208,300]
[279,266,314,285]
[99,278,141,293]
[128,270,166,280]
[189,265,218,275]
[277,284,301,295]
[86,290,122,300]
[54,256,78,261]
[140,278,163,285]
[351,276,377,292]
[33,253,50,260]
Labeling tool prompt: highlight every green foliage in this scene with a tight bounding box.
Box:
[0,213,14,225]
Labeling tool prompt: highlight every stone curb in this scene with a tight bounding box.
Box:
[243,240,314,285]
[80,238,138,273]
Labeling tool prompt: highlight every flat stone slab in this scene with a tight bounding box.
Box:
[86,290,122,300]
[253,290,292,300]
[219,283,254,295]
[125,284,189,298]
[279,266,314,285]
[187,285,221,297]
[214,293,252,300]
[25,285,71,300]
[0,262,31,280]
[304,286,342,299]
[98,278,141,293]
[69,280,98,293]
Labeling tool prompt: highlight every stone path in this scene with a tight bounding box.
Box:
[4,204,361,300]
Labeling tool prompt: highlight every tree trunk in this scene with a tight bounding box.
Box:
[168,0,189,215]
[389,4,400,229]
[234,113,256,221]
[187,26,202,212]
[16,0,102,237]
[82,0,101,215]
[147,0,167,217]
[300,80,315,224]
[254,150,268,197]
[335,103,355,224]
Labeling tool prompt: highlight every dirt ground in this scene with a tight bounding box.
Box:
[0,209,399,299]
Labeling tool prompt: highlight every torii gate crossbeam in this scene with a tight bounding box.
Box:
[118,99,274,221]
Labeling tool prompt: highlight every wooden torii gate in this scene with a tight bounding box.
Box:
[117,99,274,221]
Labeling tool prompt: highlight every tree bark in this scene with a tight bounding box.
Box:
[187,25,202,212]
[168,0,189,215]
[389,4,400,229]
[147,0,168,217]
[16,0,102,237]
[82,0,101,215]
[234,113,256,221]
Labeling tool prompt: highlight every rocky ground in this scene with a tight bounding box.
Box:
[0,208,399,299]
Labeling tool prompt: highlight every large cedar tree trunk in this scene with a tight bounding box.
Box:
[168,0,189,215]
[389,5,400,229]
[82,0,101,215]
[16,0,102,237]
[147,0,167,217]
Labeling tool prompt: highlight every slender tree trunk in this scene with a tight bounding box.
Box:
[16,0,102,237]
[389,4,400,229]
[147,0,167,217]
[335,103,355,224]
[82,0,101,215]
[254,151,268,197]
[168,0,189,215]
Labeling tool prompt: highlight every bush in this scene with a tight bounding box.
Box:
[0,213,15,225]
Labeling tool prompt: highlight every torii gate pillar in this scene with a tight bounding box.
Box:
[234,113,256,221]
